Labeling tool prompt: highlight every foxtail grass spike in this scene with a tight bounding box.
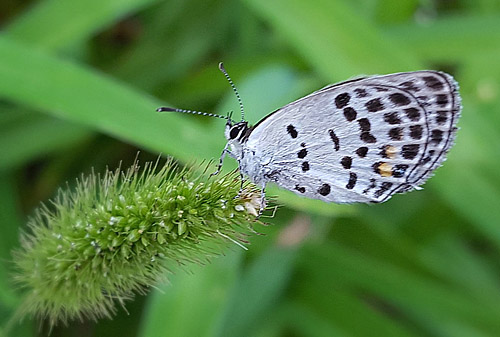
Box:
[13,159,263,327]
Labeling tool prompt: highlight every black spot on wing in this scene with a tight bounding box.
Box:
[436,111,448,124]
[328,130,340,151]
[384,112,401,124]
[361,132,377,143]
[422,76,444,91]
[356,147,368,157]
[302,161,310,172]
[318,183,331,196]
[404,107,421,121]
[401,144,420,159]
[358,118,371,132]
[436,94,448,107]
[409,125,423,140]
[389,93,411,106]
[366,98,384,112]
[431,130,443,145]
[341,156,352,169]
[355,88,368,97]
[335,93,351,109]
[346,172,357,190]
[399,81,420,92]
[287,125,298,138]
[388,127,403,141]
[297,148,307,159]
[343,107,357,121]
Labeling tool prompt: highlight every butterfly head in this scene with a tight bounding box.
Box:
[225,120,249,143]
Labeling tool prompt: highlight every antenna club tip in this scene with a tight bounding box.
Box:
[156,107,176,112]
[218,62,226,72]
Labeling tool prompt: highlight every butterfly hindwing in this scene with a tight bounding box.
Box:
[245,71,461,203]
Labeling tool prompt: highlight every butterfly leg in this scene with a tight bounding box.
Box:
[238,169,245,194]
[211,142,231,177]
[257,183,267,218]
[232,161,246,200]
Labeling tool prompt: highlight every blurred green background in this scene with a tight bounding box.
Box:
[1,0,500,336]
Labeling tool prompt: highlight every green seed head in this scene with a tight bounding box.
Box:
[13,160,262,326]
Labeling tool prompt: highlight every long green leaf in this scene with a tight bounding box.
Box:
[0,35,217,161]
[5,0,160,52]
[1,0,162,169]
[0,110,92,170]
[244,0,421,80]
[384,15,500,63]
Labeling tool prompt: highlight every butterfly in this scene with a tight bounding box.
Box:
[157,63,461,215]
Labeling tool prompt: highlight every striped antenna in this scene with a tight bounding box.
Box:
[156,107,230,120]
[218,62,245,121]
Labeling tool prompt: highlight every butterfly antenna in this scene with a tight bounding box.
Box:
[156,107,229,120]
[219,62,245,121]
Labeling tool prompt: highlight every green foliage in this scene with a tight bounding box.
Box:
[1,0,500,336]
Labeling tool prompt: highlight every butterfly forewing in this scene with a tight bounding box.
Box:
[246,71,461,203]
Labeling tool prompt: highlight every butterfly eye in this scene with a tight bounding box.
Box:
[229,126,241,139]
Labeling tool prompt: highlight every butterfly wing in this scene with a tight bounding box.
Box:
[245,71,461,203]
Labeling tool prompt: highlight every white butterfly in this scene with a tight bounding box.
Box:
[158,63,461,215]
